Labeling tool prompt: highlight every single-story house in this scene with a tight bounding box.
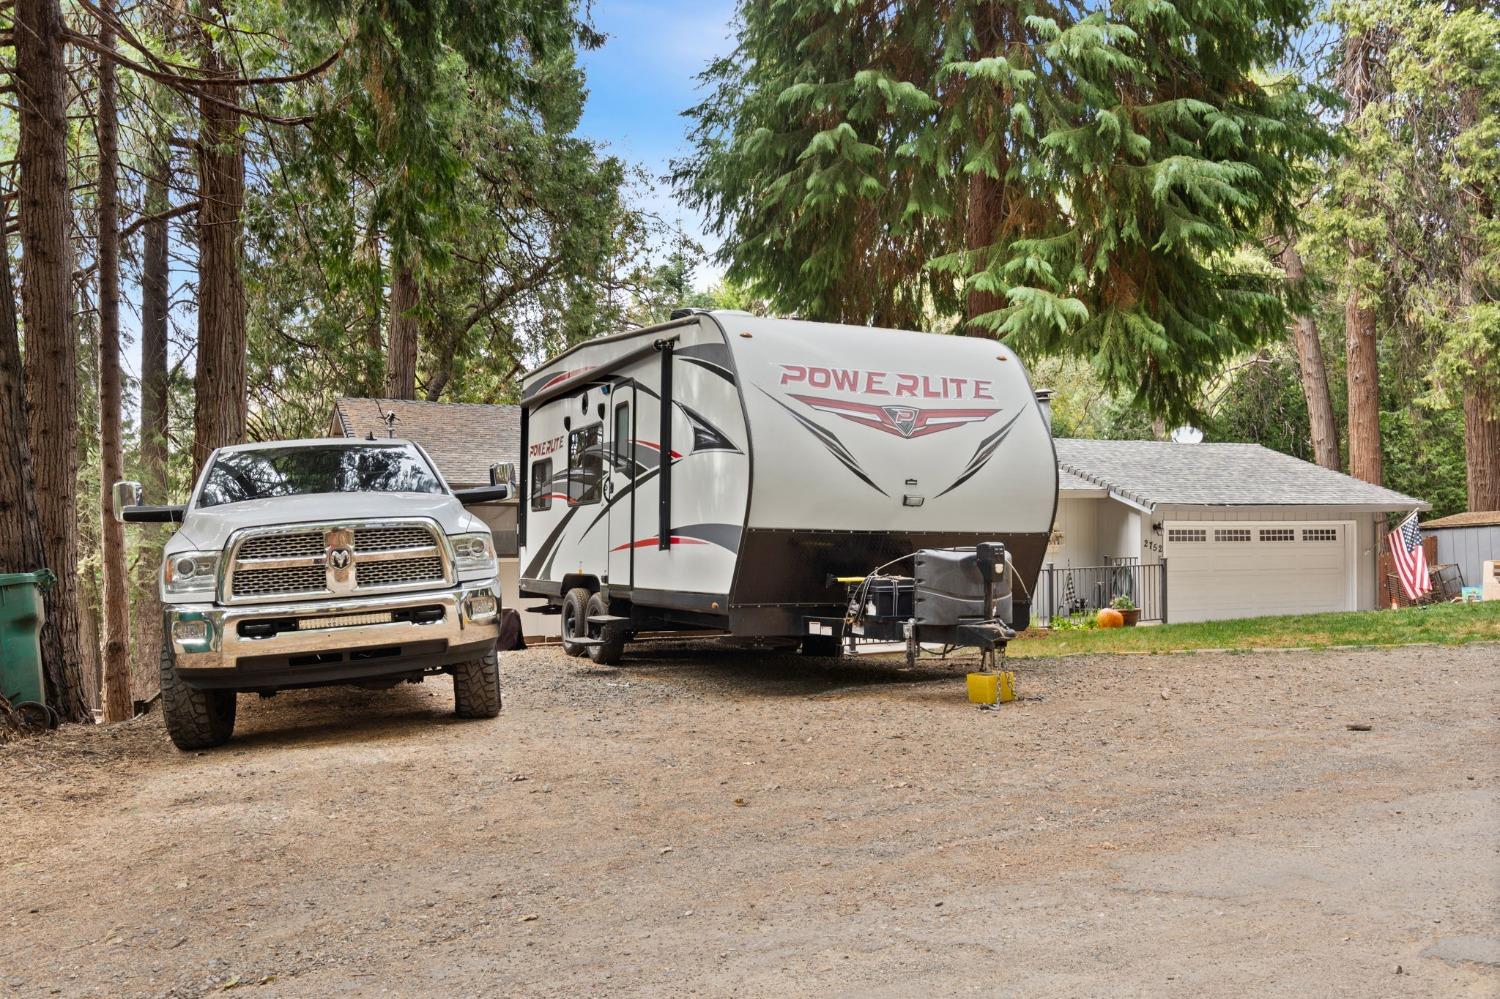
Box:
[1051,438,1427,622]
[330,397,1428,633]
[1421,510,1500,593]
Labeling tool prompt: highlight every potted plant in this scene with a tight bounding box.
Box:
[1110,594,1140,627]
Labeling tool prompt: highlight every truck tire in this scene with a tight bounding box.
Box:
[800,634,842,657]
[585,592,624,666]
[452,646,502,718]
[560,586,592,657]
[159,626,236,750]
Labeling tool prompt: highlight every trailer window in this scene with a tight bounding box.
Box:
[569,424,603,506]
[530,458,553,511]
[614,402,632,475]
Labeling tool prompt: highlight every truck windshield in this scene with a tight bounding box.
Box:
[196,444,445,508]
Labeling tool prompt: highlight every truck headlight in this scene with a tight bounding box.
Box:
[164,553,219,594]
[450,533,497,575]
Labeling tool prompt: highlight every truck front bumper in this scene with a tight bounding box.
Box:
[165,581,501,689]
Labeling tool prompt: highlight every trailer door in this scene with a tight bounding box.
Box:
[607,385,637,587]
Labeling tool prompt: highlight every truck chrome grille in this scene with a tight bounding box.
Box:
[222,520,453,604]
[237,531,324,560]
[356,556,445,588]
[232,563,326,598]
[353,526,434,551]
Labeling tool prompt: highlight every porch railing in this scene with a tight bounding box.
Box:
[1034,559,1168,627]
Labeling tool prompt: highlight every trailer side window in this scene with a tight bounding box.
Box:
[569,424,603,506]
[530,458,553,511]
[614,402,632,475]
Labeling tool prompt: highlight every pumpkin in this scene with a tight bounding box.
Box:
[1096,608,1125,629]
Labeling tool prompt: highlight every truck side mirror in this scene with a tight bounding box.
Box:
[111,480,143,523]
[113,479,185,523]
[489,461,516,487]
[454,483,511,504]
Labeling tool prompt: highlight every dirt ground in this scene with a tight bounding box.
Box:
[3,640,1498,998]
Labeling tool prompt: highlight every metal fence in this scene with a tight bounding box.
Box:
[1034,559,1168,627]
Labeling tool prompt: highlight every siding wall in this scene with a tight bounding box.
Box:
[1047,495,1102,569]
[1431,526,1500,590]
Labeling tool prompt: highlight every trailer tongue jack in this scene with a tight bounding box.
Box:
[836,543,1018,670]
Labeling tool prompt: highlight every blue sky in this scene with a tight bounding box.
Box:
[574,0,739,289]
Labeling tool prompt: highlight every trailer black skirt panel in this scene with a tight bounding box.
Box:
[726,528,1049,637]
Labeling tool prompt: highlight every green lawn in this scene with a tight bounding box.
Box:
[1007,601,1500,659]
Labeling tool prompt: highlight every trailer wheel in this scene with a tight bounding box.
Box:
[584,592,624,665]
[560,587,592,657]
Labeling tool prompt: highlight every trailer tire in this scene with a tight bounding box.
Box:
[584,592,624,665]
[800,634,842,658]
[159,624,236,750]
[560,586,593,657]
[452,646,502,718]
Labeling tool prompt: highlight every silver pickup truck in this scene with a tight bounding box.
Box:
[115,438,514,750]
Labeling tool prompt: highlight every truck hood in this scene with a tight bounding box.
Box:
[170,492,482,552]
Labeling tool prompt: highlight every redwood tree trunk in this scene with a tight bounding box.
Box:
[0,225,48,580]
[132,151,171,701]
[15,0,90,722]
[1280,240,1341,471]
[1344,287,1382,485]
[1456,60,1499,510]
[385,263,419,398]
[96,2,132,723]
[1464,382,1500,510]
[1341,32,1382,487]
[192,13,247,473]
[961,10,1008,337]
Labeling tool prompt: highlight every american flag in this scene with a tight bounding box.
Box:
[1389,512,1431,601]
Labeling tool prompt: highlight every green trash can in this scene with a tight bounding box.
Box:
[0,568,56,727]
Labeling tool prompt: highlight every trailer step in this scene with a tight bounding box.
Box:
[587,614,630,626]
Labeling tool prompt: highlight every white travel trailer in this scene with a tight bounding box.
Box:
[516,311,1059,663]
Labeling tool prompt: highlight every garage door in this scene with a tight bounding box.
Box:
[1164,521,1355,623]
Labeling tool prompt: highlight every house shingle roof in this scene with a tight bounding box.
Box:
[332,397,520,488]
[1422,510,1500,530]
[1054,438,1427,511]
[1058,468,1105,493]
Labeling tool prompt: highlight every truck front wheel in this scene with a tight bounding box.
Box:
[452,646,502,718]
[159,625,236,750]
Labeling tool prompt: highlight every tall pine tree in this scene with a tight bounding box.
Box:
[678,0,1328,420]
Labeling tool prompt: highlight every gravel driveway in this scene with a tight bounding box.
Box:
[4,641,1497,997]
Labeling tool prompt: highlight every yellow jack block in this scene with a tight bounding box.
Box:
[967,670,1016,705]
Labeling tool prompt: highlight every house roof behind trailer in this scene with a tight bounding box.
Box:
[1055,438,1427,511]
[331,397,521,488]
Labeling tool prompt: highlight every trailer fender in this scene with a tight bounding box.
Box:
[559,573,599,597]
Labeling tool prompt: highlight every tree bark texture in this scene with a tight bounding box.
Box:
[1464,381,1500,511]
[962,9,1008,337]
[1341,31,1383,487]
[1456,61,1500,511]
[0,227,48,579]
[131,151,171,701]
[385,263,419,398]
[1279,241,1342,471]
[96,2,132,723]
[191,12,247,474]
[15,0,90,722]
[1343,287,1382,485]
